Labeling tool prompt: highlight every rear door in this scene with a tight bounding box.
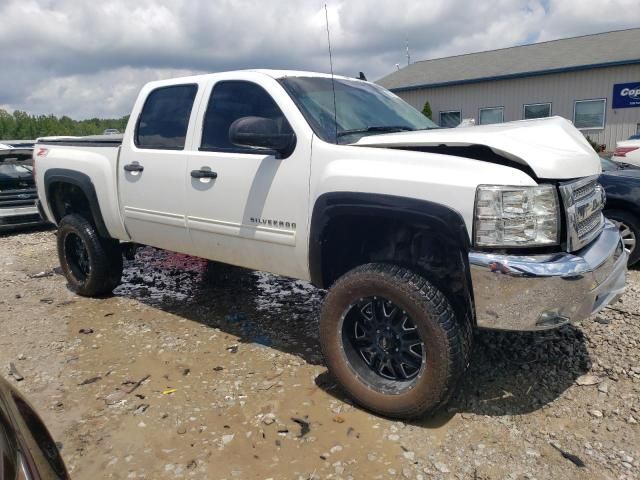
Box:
[118,83,201,254]
[184,75,312,279]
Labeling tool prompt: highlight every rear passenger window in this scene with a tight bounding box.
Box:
[201,81,293,152]
[135,84,198,149]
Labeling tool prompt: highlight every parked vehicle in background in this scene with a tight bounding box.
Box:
[0,142,48,231]
[600,157,640,266]
[34,70,628,418]
[102,128,120,135]
[0,375,70,479]
[612,136,640,167]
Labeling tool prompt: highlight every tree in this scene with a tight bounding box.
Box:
[421,101,432,120]
[0,109,130,140]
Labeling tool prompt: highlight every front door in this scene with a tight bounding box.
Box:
[118,83,200,254]
[185,78,311,279]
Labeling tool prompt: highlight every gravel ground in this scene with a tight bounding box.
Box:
[0,228,638,480]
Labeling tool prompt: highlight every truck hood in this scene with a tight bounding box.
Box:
[353,116,601,180]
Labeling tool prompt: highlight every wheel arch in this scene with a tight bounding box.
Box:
[604,199,640,220]
[44,168,111,239]
[309,192,474,325]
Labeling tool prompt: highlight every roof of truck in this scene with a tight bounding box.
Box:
[252,69,358,81]
[148,69,363,86]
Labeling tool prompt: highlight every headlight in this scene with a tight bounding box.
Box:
[474,185,560,247]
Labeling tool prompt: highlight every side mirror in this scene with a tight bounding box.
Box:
[229,116,296,158]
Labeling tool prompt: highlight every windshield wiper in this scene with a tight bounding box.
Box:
[336,126,415,138]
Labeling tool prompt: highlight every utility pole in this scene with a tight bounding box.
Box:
[406,38,410,66]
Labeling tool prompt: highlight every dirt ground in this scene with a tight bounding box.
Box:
[1,228,639,480]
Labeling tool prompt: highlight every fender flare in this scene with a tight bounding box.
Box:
[44,168,111,238]
[308,192,471,289]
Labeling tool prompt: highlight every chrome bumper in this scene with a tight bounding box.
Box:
[0,205,47,229]
[469,221,628,331]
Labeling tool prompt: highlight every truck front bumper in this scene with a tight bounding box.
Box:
[469,221,628,331]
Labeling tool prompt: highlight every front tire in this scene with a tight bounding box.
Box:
[57,214,123,296]
[605,209,639,266]
[319,263,469,419]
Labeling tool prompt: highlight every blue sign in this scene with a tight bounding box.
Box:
[613,82,640,109]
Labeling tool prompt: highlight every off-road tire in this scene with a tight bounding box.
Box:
[57,214,123,296]
[605,209,639,266]
[319,263,470,419]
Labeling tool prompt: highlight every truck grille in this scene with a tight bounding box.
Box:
[0,188,38,208]
[559,176,605,252]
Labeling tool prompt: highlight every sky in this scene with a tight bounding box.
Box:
[1,0,639,119]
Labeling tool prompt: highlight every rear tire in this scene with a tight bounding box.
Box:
[605,209,639,266]
[319,263,470,419]
[57,214,123,296]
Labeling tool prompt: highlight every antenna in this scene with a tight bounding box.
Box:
[324,4,338,144]
[406,38,410,66]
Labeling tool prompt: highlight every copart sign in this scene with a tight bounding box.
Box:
[613,82,640,109]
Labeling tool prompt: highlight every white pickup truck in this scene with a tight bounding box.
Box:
[34,70,628,418]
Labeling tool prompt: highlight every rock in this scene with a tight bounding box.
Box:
[628,416,638,424]
[329,445,343,454]
[588,409,603,418]
[388,434,400,442]
[403,451,415,461]
[221,434,235,445]
[598,383,609,394]
[262,413,276,425]
[575,374,601,386]
[104,391,126,405]
[433,462,450,473]
[177,426,187,435]
[594,315,610,324]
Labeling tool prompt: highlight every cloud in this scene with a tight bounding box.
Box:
[0,0,638,118]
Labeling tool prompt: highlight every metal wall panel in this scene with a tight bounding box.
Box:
[396,65,640,150]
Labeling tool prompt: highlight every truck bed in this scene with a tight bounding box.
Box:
[37,134,123,147]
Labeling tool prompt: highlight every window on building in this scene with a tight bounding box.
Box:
[201,80,293,152]
[479,107,504,125]
[439,110,461,127]
[135,84,198,149]
[573,99,606,130]
[523,103,551,120]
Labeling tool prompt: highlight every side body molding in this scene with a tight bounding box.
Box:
[43,168,111,238]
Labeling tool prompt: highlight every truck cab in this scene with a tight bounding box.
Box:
[34,70,628,419]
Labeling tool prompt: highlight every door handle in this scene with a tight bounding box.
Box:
[191,169,218,179]
[124,162,144,172]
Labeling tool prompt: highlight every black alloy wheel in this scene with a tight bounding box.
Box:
[64,232,91,281]
[57,214,123,296]
[342,296,425,384]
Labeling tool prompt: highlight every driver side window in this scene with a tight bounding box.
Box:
[200,81,293,152]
